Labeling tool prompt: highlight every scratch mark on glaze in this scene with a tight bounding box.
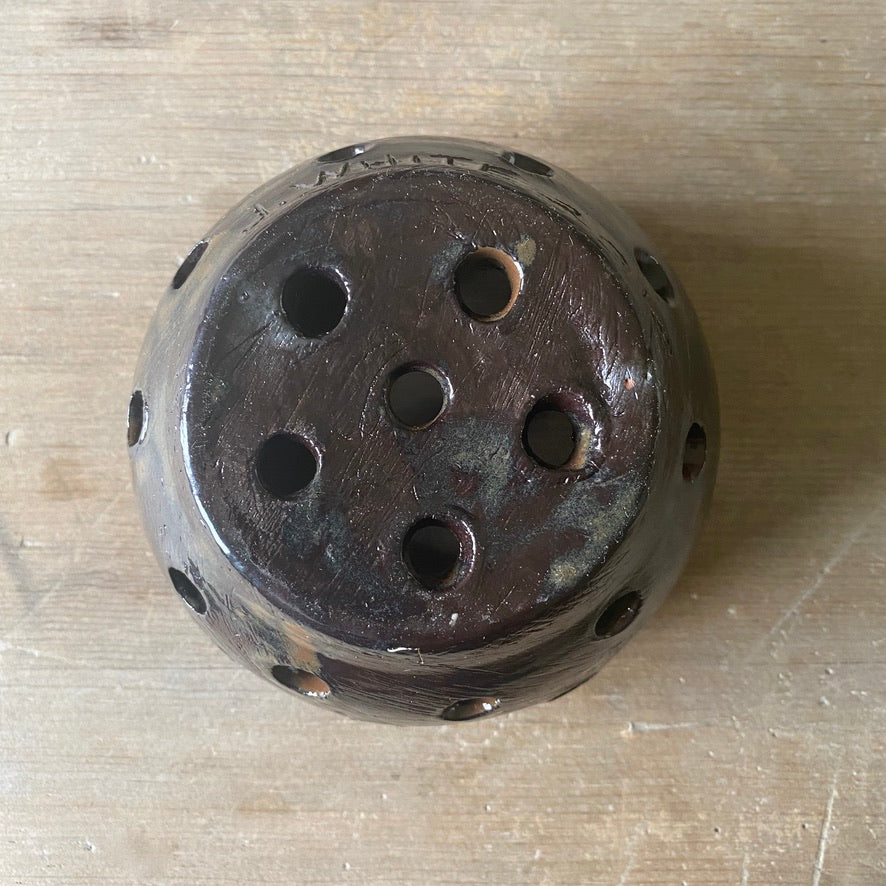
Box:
[387,646,424,664]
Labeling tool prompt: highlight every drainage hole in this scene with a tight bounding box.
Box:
[634,248,674,302]
[523,402,578,469]
[256,433,317,498]
[454,247,521,321]
[316,143,367,164]
[442,697,501,721]
[282,267,348,337]
[502,151,554,177]
[172,240,208,290]
[168,567,208,615]
[271,665,332,698]
[683,422,707,480]
[127,390,145,447]
[387,366,447,429]
[403,518,462,590]
[595,591,642,638]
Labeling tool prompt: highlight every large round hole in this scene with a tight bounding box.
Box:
[271,664,332,698]
[403,518,463,590]
[634,248,674,302]
[281,268,348,337]
[683,422,707,480]
[442,697,501,721]
[387,366,447,429]
[256,433,317,498]
[127,390,145,447]
[168,567,207,615]
[523,402,578,469]
[595,591,642,638]
[316,143,367,164]
[172,240,208,290]
[502,151,554,177]
[454,247,521,321]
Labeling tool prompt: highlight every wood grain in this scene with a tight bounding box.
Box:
[1,2,883,883]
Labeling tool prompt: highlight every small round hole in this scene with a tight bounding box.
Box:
[502,151,553,177]
[403,518,462,590]
[387,366,447,429]
[454,247,521,321]
[683,422,707,480]
[168,567,207,615]
[127,390,145,447]
[172,240,208,290]
[523,403,578,469]
[281,268,348,337]
[316,143,367,163]
[271,665,332,698]
[442,697,501,721]
[595,591,642,638]
[256,433,317,498]
[634,248,674,302]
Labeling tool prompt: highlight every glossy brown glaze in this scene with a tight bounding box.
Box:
[129,137,718,723]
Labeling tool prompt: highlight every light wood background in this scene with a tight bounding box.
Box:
[1,3,883,884]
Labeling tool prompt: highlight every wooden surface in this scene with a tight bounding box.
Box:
[1,3,883,884]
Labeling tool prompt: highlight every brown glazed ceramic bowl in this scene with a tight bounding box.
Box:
[128,137,718,723]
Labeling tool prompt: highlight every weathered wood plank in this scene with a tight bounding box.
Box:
[1,2,883,883]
